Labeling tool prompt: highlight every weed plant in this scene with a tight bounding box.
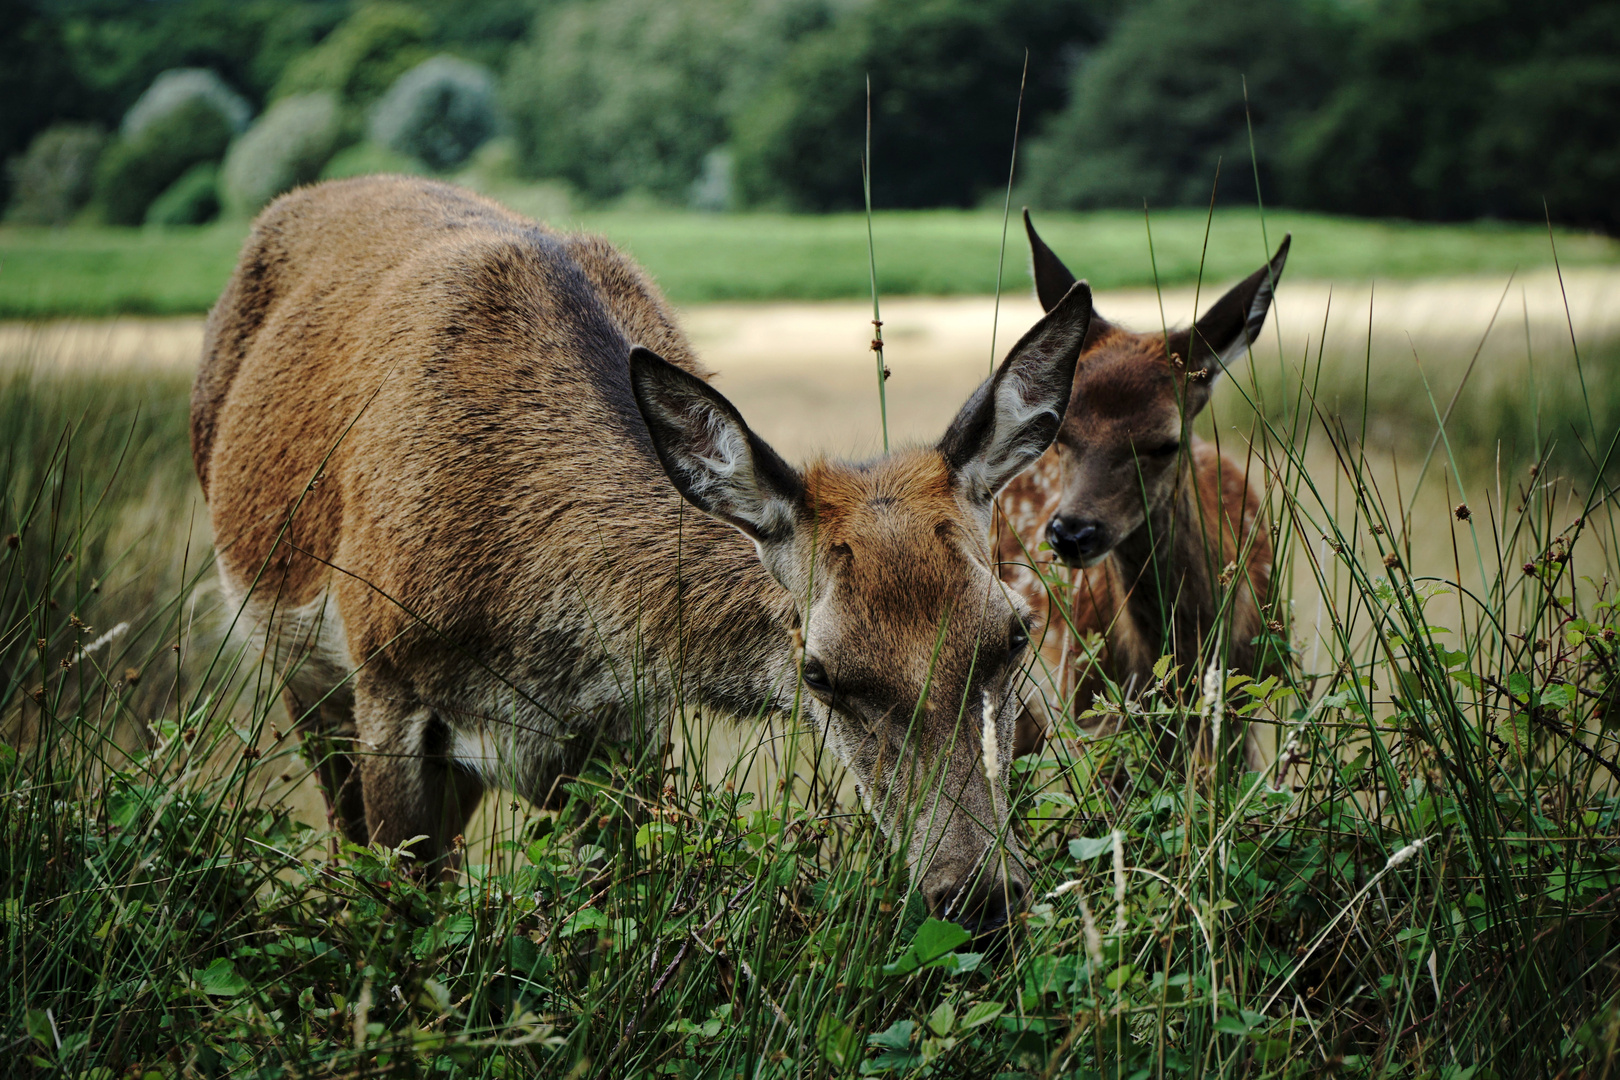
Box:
[3,231,1619,1080]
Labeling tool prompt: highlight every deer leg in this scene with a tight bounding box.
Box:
[353,682,483,873]
[282,688,368,846]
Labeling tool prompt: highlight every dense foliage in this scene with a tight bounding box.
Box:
[5,0,1617,228]
[370,55,501,172]
[1021,0,1333,211]
[3,317,1619,1075]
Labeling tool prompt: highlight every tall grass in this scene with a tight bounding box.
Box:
[4,256,1619,1079]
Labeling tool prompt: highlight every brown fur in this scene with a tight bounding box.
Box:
[998,215,1287,764]
[193,177,1094,929]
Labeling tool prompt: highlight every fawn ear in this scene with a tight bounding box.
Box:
[631,347,803,546]
[1025,209,1078,314]
[1171,234,1290,380]
[940,280,1092,506]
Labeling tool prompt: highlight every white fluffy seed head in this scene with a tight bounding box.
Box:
[1111,829,1126,933]
[1201,658,1224,751]
[1386,836,1428,869]
[981,691,999,786]
[1078,893,1103,965]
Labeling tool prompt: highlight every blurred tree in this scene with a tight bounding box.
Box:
[370,55,501,171]
[51,0,290,119]
[1021,0,1336,211]
[221,93,346,216]
[1283,0,1620,232]
[0,0,87,207]
[144,161,220,226]
[121,68,251,140]
[274,3,433,108]
[4,124,105,225]
[92,95,234,224]
[731,0,1100,210]
[505,0,819,204]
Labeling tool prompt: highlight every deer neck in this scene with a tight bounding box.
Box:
[1108,460,1216,668]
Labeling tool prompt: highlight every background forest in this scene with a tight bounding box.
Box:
[4,0,1618,231]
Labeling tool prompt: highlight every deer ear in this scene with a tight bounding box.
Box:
[940,280,1092,505]
[631,346,803,545]
[1025,209,1078,314]
[1174,234,1290,379]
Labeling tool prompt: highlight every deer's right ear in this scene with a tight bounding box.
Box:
[630,347,804,545]
[1025,209,1077,314]
[939,281,1092,506]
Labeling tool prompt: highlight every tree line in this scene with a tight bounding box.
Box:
[5,0,1616,231]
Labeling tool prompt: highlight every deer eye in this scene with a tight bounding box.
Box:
[1145,440,1181,458]
[801,657,833,696]
[1008,621,1030,661]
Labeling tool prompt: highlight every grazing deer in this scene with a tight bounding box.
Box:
[191,176,1094,932]
[999,212,1287,766]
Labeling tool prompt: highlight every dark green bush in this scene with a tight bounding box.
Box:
[0,0,87,208]
[504,0,797,204]
[731,0,1098,210]
[1022,0,1336,211]
[4,124,105,226]
[369,55,500,172]
[1282,0,1620,232]
[92,98,234,226]
[273,2,433,109]
[144,162,220,226]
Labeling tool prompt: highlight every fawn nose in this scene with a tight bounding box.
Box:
[923,871,1030,937]
[1046,515,1106,566]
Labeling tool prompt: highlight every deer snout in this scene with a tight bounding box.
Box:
[921,862,1031,937]
[1046,515,1109,567]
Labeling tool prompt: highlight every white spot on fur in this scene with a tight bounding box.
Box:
[220,575,353,707]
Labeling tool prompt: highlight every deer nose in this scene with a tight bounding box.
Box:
[1046,515,1106,566]
[923,871,1030,937]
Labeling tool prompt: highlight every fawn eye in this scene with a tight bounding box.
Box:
[801,657,833,695]
[1145,440,1181,458]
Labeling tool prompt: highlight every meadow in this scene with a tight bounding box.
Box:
[2,201,1619,318]
[3,205,1620,1079]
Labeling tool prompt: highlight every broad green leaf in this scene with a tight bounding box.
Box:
[868,1019,915,1050]
[559,908,609,938]
[1070,835,1114,862]
[882,918,972,976]
[817,1012,858,1068]
[926,1001,956,1036]
[961,1001,1005,1029]
[194,958,247,997]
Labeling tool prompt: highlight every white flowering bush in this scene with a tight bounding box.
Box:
[121,68,252,141]
[368,55,500,173]
[5,124,105,225]
[220,93,346,217]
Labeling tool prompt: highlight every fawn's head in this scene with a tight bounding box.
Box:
[1024,211,1288,568]
[631,282,1093,933]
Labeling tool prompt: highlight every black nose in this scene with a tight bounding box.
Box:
[1046,515,1106,565]
[926,875,1030,938]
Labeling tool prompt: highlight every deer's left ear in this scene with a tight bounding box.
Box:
[1170,235,1290,380]
[1024,209,1077,314]
[940,280,1092,505]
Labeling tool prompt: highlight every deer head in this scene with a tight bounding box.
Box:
[1025,211,1288,568]
[632,281,1093,933]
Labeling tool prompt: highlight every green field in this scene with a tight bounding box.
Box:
[3,200,1616,318]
